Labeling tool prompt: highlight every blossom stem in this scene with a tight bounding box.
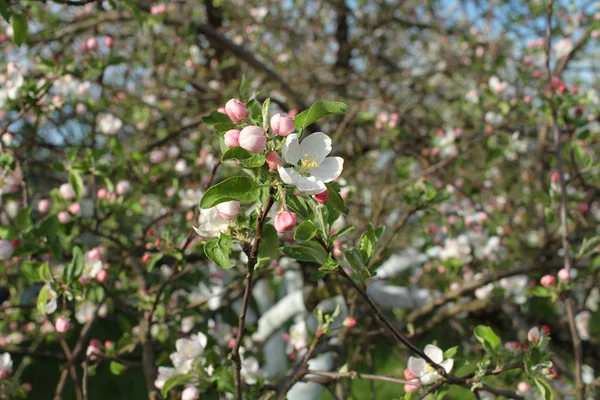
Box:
[230,188,276,400]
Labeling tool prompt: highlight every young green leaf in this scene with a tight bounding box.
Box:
[281,241,328,264]
[293,101,349,130]
[12,14,28,46]
[204,234,235,269]
[295,221,318,241]
[473,325,501,353]
[200,177,261,208]
[258,224,279,263]
[325,183,349,215]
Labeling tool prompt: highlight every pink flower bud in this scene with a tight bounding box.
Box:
[97,188,108,199]
[557,268,570,282]
[0,240,13,260]
[116,180,131,195]
[38,199,51,214]
[404,368,416,380]
[86,37,98,51]
[224,99,249,123]
[238,126,266,153]
[551,171,560,183]
[274,211,296,233]
[404,382,419,393]
[579,202,589,214]
[541,325,551,335]
[104,340,113,349]
[58,211,72,224]
[181,387,200,400]
[55,317,70,333]
[342,317,356,328]
[96,269,108,282]
[540,275,556,287]
[527,326,540,343]
[216,201,241,221]
[68,202,81,215]
[517,382,530,393]
[270,113,295,136]
[104,36,113,48]
[313,190,329,204]
[59,183,76,200]
[224,129,240,148]
[265,151,283,171]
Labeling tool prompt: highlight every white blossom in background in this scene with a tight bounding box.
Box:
[499,275,528,304]
[553,38,573,58]
[0,63,24,107]
[44,285,59,314]
[575,311,591,340]
[407,344,454,384]
[97,113,123,135]
[488,76,508,94]
[0,353,12,379]
[75,301,107,324]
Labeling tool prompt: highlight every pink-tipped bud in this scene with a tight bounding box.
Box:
[216,201,241,221]
[524,95,532,104]
[104,340,114,349]
[181,387,200,400]
[265,151,283,171]
[404,368,416,380]
[579,202,589,214]
[517,382,530,393]
[527,327,540,343]
[557,268,570,282]
[86,37,98,51]
[342,317,356,328]
[55,317,70,333]
[238,126,266,153]
[224,99,249,123]
[270,113,295,136]
[551,171,560,183]
[116,180,131,195]
[97,188,108,199]
[274,211,296,233]
[96,269,108,282]
[223,129,240,148]
[59,183,76,200]
[540,275,556,287]
[313,190,329,204]
[68,202,81,215]
[404,382,419,393]
[104,36,113,48]
[58,211,72,224]
[38,199,51,214]
[541,325,551,336]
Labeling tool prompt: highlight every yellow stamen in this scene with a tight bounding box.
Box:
[300,153,320,169]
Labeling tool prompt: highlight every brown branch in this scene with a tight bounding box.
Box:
[230,188,276,400]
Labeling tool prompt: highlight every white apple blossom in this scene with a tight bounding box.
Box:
[175,332,207,361]
[179,188,203,208]
[0,353,12,379]
[407,344,454,384]
[193,206,230,238]
[278,133,344,195]
[553,38,573,58]
[575,311,590,340]
[241,355,260,384]
[488,76,508,94]
[44,285,59,314]
[97,113,123,135]
[499,275,528,304]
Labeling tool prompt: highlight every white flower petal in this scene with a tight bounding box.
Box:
[277,166,296,185]
[407,357,426,377]
[424,344,444,364]
[310,157,343,183]
[420,372,440,385]
[299,132,331,164]
[281,134,301,164]
[279,166,325,194]
[440,358,454,374]
[195,332,208,349]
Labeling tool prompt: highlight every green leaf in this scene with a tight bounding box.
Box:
[533,377,553,400]
[285,194,310,220]
[247,98,262,126]
[359,224,378,262]
[295,221,317,241]
[258,224,279,263]
[204,234,235,269]
[39,263,53,282]
[473,325,501,353]
[211,366,235,393]
[313,205,329,237]
[293,101,349,130]
[0,0,11,21]
[0,226,17,240]
[332,225,355,240]
[444,346,458,359]
[525,286,552,298]
[36,285,50,314]
[146,253,163,272]
[15,208,32,232]
[161,374,195,398]
[281,241,328,264]
[325,183,349,215]
[64,247,85,283]
[200,177,260,208]
[12,14,27,46]
[342,248,366,271]
[202,110,231,125]
[221,147,266,168]
[319,253,339,271]
[310,270,327,281]
[39,215,59,241]
[262,98,271,131]
[109,361,126,375]
[69,171,84,199]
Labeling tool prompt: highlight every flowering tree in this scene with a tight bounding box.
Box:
[0,0,599,399]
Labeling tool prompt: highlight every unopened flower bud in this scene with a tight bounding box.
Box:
[270,113,295,136]
[238,126,266,153]
[343,317,356,328]
[224,129,240,148]
[225,99,248,123]
[274,211,296,233]
[540,275,556,287]
[59,183,76,200]
[58,211,72,224]
[527,326,540,343]
[181,387,200,400]
[55,317,70,333]
[38,199,51,214]
[216,201,241,221]
[86,37,98,51]
[265,151,282,171]
[313,190,329,204]
[557,268,570,282]
[116,180,131,195]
